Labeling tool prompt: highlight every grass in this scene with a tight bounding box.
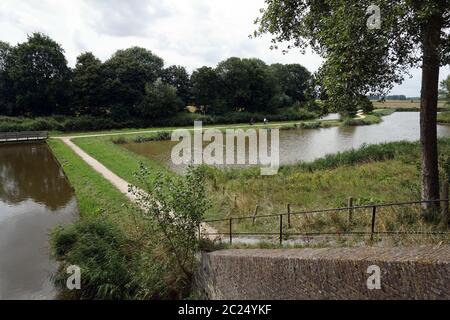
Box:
[202,139,450,245]
[48,139,134,222]
[65,130,450,246]
[47,139,190,300]
[342,114,382,126]
[438,112,450,124]
[69,134,173,188]
[373,100,448,110]
[51,118,342,138]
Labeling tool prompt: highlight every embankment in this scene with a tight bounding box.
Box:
[195,246,450,300]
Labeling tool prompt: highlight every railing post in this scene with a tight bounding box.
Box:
[279,214,283,245]
[370,206,377,241]
[229,219,233,245]
[348,197,353,224]
[287,204,291,229]
[252,205,259,225]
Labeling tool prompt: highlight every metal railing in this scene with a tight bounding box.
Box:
[0,131,48,143]
[201,199,450,244]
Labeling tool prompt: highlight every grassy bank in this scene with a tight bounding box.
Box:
[2,107,395,137]
[373,99,448,110]
[68,129,450,245]
[438,112,450,124]
[0,109,317,133]
[48,140,192,299]
[203,139,450,244]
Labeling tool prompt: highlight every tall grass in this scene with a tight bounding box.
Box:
[204,139,450,245]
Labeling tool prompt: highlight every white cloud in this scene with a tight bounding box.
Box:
[0,0,448,97]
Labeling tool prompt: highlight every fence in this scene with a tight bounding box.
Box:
[0,131,48,143]
[201,199,450,244]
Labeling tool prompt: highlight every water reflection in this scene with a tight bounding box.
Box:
[0,142,77,300]
[0,143,73,210]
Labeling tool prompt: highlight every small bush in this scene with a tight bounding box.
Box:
[111,137,127,145]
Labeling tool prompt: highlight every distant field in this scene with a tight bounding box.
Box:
[373,100,448,109]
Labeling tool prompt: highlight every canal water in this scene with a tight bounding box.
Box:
[122,112,450,173]
[0,142,77,300]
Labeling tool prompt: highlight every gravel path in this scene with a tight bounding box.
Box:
[57,136,220,239]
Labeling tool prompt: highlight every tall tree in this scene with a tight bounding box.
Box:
[190,66,225,114]
[270,63,311,103]
[72,52,106,116]
[161,65,191,106]
[138,79,183,119]
[8,33,71,116]
[216,57,278,112]
[255,0,450,217]
[0,41,12,115]
[103,47,164,117]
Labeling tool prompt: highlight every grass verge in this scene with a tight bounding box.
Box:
[438,112,450,124]
[48,139,190,300]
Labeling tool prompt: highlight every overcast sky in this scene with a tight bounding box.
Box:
[0,0,448,97]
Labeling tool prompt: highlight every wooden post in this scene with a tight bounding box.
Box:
[287,204,292,229]
[229,219,233,244]
[348,197,353,224]
[441,180,449,226]
[279,214,283,245]
[252,205,260,225]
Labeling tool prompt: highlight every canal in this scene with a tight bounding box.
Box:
[0,142,77,300]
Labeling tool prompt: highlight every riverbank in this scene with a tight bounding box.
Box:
[65,131,450,246]
[203,139,450,244]
[1,107,398,137]
[48,140,195,300]
[46,112,450,299]
[373,99,449,111]
[0,109,317,134]
[438,112,450,124]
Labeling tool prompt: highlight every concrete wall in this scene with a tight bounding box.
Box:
[194,246,450,300]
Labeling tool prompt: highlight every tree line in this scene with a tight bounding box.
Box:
[0,33,314,120]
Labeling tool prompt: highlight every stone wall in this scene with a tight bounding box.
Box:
[194,245,450,300]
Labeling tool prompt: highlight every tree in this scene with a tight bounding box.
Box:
[216,57,278,112]
[255,0,450,218]
[270,63,311,103]
[72,52,106,116]
[104,47,164,116]
[0,41,12,115]
[131,165,211,282]
[161,65,191,106]
[138,79,183,119]
[8,33,71,116]
[190,66,225,114]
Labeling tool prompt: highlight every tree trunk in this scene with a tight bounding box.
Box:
[420,13,442,220]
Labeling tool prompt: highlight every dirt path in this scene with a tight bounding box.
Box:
[57,136,220,239]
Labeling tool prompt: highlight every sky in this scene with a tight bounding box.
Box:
[0,0,448,97]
